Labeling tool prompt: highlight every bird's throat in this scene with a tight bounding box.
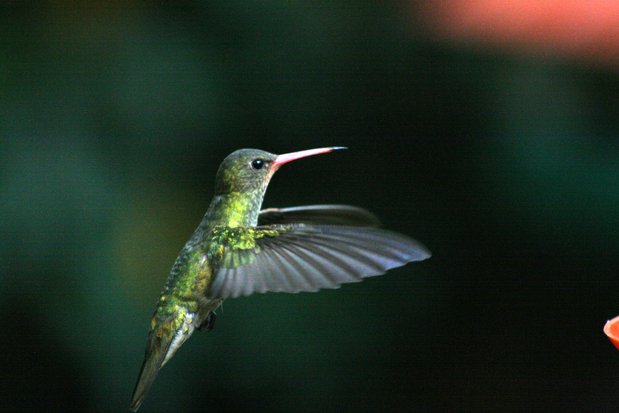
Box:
[203,192,264,228]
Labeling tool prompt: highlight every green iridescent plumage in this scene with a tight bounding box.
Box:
[130,147,431,411]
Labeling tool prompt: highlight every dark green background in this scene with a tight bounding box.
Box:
[2,2,619,412]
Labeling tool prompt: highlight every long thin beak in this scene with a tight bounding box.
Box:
[273,146,347,169]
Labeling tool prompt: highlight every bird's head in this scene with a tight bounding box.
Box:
[214,147,346,196]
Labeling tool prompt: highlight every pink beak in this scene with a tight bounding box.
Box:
[272,147,347,169]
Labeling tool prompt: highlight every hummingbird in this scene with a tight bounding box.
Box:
[129,147,431,411]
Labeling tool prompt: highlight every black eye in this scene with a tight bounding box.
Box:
[251,159,265,170]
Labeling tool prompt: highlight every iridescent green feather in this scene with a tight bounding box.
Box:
[208,226,288,268]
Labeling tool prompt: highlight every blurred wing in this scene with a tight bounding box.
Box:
[207,225,431,299]
[258,205,381,227]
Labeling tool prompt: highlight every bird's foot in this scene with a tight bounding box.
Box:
[198,311,216,332]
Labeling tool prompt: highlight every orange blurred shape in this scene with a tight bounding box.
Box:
[419,0,619,66]
[604,316,619,350]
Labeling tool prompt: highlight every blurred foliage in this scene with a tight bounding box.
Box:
[2,1,619,412]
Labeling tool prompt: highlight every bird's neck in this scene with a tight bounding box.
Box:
[202,191,264,228]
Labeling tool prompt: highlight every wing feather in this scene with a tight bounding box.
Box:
[258,205,381,227]
[207,224,430,299]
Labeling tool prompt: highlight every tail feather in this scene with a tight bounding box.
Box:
[129,334,171,412]
[130,310,197,411]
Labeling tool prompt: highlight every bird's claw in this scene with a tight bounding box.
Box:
[198,311,216,332]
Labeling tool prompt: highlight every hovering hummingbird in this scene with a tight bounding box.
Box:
[130,147,431,411]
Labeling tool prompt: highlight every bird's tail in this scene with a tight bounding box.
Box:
[129,332,170,412]
[130,312,196,411]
